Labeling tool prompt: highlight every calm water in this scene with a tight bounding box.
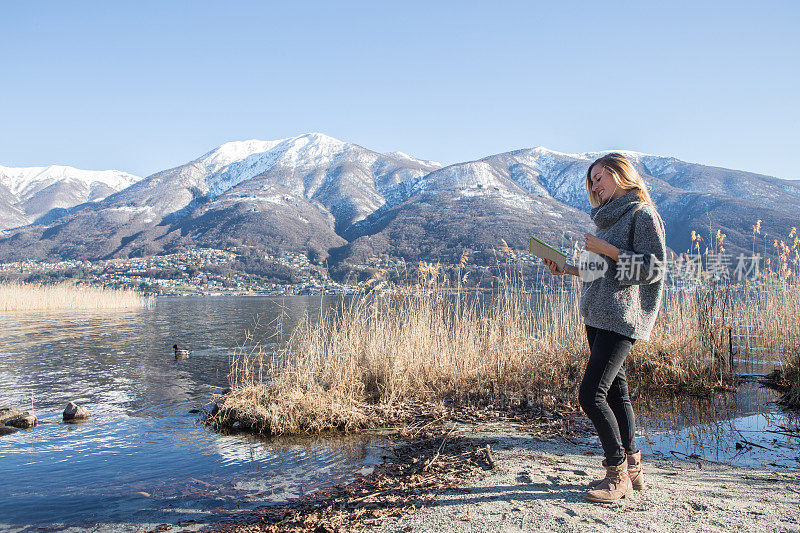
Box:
[1,296,797,529]
[0,296,385,529]
[635,376,799,469]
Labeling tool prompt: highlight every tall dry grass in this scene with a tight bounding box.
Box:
[640,223,800,403]
[214,278,585,435]
[212,265,800,435]
[751,281,800,405]
[630,285,739,391]
[756,225,800,405]
[0,281,152,311]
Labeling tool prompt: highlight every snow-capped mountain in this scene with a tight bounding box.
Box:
[0,165,140,231]
[98,133,441,218]
[384,151,443,170]
[197,133,441,226]
[0,134,797,269]
[341,146,800,264]
[0,134,442,260]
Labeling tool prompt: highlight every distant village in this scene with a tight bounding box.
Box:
[0,246,551,296]
[0,248,356,296]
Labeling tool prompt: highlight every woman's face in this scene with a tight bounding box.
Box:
[589,165,624,204]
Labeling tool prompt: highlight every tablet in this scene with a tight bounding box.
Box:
[529,235,568,272]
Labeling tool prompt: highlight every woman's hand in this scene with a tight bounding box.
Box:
[542,258,564,275]
[584,233,620,261]
[542,259,579,277]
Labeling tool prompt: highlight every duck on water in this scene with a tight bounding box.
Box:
[173,344,191,358]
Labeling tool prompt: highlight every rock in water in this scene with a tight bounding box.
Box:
[0,408,24,425]
[6,414,37,428]
[0,426,19,436]
[63,402,90,421]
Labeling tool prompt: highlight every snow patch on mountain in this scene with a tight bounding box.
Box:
[0,165,140,199]
[193,139,284,176]
[412,161,509,194]
[524,146,655,163]
[385,151,443,170]
[204,133,355,197]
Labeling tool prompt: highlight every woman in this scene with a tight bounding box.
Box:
[543,152,666,503]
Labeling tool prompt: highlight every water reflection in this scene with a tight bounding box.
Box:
[635,380,799,469]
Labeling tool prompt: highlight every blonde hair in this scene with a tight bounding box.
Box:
[586,152,654,208]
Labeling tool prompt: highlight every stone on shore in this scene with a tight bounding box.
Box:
[6,413,37,428]
[0,408,24,425]
[63,402,90,421]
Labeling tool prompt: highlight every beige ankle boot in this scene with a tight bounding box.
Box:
[627,451,644,490]
[585,461,632,503]
[589,453,644,490]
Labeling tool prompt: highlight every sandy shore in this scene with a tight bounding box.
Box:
[369,426,800,533]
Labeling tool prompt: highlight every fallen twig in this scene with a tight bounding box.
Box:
[423,423,457,471]
[766,429,800,438]
[669,450,725,465]
[735,428,772,450]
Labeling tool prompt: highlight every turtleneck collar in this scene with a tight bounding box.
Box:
[590,190,640,230]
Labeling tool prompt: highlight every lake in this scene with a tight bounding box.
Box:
[0,295,796,530]
[0,296,387,529]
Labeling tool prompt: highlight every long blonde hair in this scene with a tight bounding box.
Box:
[586,152,654,208]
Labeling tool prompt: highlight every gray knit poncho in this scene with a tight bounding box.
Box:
[579,191,666,341]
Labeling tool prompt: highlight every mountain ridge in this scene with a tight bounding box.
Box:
[0,164,141,231]
[1,134,797,276]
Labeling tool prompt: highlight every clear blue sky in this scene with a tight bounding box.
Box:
[1,1,798,180]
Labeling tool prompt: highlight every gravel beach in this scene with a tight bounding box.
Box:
[370,426,800,533]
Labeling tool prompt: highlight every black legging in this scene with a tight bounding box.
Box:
[578,325,638,467]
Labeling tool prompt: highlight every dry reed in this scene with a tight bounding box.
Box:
[212,281,578,434]
[756,224,800,405]
[213,279,800,435]
[212,225,800,434]
[0,281,152,311]
[753,281,800,405]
